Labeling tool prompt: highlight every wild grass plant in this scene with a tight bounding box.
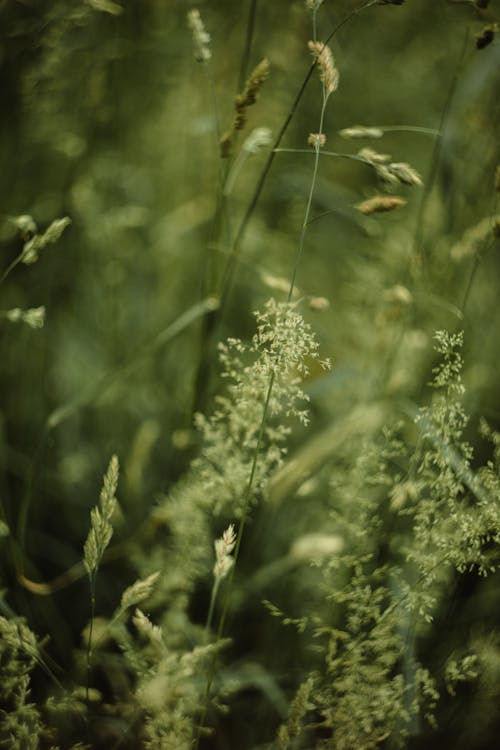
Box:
[0,1,500,748]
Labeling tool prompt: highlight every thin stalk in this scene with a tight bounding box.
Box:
[217,0,378,317]
[275,147,381,160]
[46,296,217,430]
[85,573,97,706]
[377,125,440,136]
[193,371,276,749]
[312,6,318,43]
[0,251,25,285]
[200,57,224,299]
[205,578,221,634]
[373,27,471,396]
[15,427,49,573]
[238,0,259,91]
[191,1,378,420]
[413,26,470,271]
[461,233,497,316]
[194,17,341,746]
[288,100,328,303]
[192,0,258,416]
[191,46,228,416]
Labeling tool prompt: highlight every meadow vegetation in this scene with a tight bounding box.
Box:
[0,1,499,748]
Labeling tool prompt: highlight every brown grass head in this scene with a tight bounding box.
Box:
[307,41,339,98]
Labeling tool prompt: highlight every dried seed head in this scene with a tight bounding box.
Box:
[383,284,413,305]
[220,131,233,159]
[307,41,339,97]
[220,60,270,156]
[121,572,160,610]
[355,195,407,215]
[495,165,500,193]
[373,165,399,186]
[358,147,391,164]
[450,215,500,261]
[6,306,46,329]
[260,270,294,295]
[308,132,326,148]
[243,126,272,154]
[234,58,270,130]
[363,153,422,187]
[187,9,211,63]
[340,125,384,139]
[12,214,37,240]
[387,162,423,186]
[214,524,237,580]
[308,296,330,311]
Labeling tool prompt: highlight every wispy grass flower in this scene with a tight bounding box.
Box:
[206,524,237,632]
[359,147,423,186]
[213,524,237,581]
[355,195,407,214]
[220,58,270,157]
[83,455,119,702]
[340,125,384,139]
[187,9,211,63]
[21,217,71,265]
[307,41,339,99]
[5,306,46,329]
[83,456,119,577]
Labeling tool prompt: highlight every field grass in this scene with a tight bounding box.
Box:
[1,1,499,748]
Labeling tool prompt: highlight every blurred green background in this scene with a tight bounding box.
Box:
[0,0,499,746]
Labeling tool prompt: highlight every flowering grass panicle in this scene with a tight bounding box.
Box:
[213,524,237,580]
[307,41,339,98]
[83,455,119,577]
[220,58,270,156]
[187,8,211,63]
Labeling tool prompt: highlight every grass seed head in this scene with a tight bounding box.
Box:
[308,41,339,97]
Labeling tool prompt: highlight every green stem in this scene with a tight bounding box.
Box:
[205,577,221,634]
[275,146,379,167]
[288,99,328,303]
[216,0,379,317]
[191,1,378,421]
[194,371,276,749]
[413,26,470,271]
[0,249,26,286]
[16,427,49,574]
[238,0,259,91]
[194,15,344,745]
[461,210,499,316]
[86,574,96,706]
[370,125,441,136]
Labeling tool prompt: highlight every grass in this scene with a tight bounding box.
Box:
[0,1,500,748]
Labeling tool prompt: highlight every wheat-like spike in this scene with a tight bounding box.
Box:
[121,571,160,610]
[83,455,119,577]
[355,195,407,214]
[307,41,339,97]
[187,9,211,63]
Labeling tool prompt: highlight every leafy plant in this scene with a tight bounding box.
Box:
[0,1,499,748]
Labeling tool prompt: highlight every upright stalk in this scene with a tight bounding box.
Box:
[194,11,343,746]
[192,0,377,418]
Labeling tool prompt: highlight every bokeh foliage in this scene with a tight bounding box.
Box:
[0,1,499,748]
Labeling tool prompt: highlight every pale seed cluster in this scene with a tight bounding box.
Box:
[187,9,211,63]
[213,524,237,580]
[307,41,339,98]
[359,147,423,187]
